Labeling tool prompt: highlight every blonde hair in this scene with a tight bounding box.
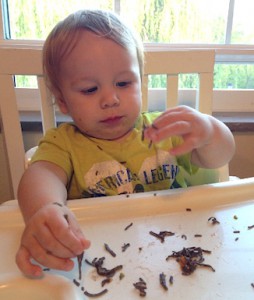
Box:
[43,9,144,98]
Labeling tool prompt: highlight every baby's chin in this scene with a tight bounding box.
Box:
[86,128,134,142]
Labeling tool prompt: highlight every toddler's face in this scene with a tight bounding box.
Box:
[57,30,142,141]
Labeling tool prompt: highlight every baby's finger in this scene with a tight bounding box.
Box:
[151,107,193,127]
[18,239,74,277]
[170,137,199,156]
[16,246,43,278]
[30,221,78,258]
[65,212,91,249]
[31,248,74,273]
[146,121,191,143]
[47,211,90,255]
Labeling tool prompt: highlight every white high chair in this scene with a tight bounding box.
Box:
[0,47,229,198]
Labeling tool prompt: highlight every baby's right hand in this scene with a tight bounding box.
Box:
[16,202,90,278]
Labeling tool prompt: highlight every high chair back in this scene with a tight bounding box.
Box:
[0,48,229,198]
[142,50,214,114]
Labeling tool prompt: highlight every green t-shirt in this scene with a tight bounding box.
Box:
[31,112,198,199]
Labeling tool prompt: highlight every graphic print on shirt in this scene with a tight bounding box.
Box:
[138,149,178,185]
[83,149,179,197]
[83,161,136,197]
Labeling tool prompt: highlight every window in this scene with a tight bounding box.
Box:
[6,0,113,40]
[1,0,254,112]
[231,0,254,44]
[5,0,254,44]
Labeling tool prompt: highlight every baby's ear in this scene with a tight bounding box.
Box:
[55,96,69,114]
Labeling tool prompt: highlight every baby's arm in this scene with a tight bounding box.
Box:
[16,161,90,277]
[144,106,235,169]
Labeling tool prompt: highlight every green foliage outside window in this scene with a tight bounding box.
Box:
[7,0,254,89]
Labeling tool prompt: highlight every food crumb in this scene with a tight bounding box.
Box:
[208,216,220,225]
[133,277,147,297]
[73,279,80,287]
[124,222,133,231]
[159,272,168,291]
[104,243,117,257]
[122,243,130,252]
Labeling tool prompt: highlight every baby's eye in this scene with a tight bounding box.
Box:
[116,81,131,88]
[81,86,98,94]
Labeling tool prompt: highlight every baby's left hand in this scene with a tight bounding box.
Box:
[144,105,213,156]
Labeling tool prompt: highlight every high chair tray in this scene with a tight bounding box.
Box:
[1,177,254,299]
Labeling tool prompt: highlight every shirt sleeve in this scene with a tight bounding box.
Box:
[31,127,73,180]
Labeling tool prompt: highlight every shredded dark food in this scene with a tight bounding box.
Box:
[133,277,147,297]
[208,216,220,225]
[84,288,108,298]
[85,257,123,278]
[149,230,175,243]
[122,243,130,252]
[73,279,80,287]
[159,272,168,291]
[124,222,133,231]
[42,268,50,271]
[104,243,116,257]
[101,278,111,287]
[194,234,202,237]
[141,121,146,141]
[77,251,84,280]
[166,247,215,275]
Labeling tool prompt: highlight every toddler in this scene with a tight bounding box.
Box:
[16,9,235,277]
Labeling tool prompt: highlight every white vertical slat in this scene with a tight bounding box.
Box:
[142,75,149,111]
[37,76,56,134]
[166,75,178,108]
[0,74,25,198]
[197,73,213,114]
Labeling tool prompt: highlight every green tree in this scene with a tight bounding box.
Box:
[7,0,254,89]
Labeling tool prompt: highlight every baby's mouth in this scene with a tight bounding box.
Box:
[101,116,123,125]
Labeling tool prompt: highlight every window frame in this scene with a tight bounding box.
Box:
[0,0,254,113]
